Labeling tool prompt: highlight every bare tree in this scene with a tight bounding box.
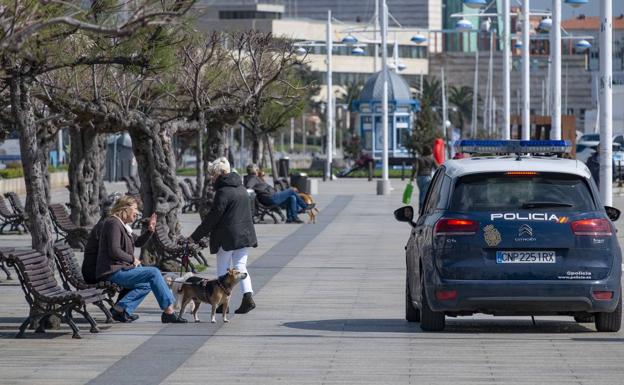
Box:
[0,0,195,255]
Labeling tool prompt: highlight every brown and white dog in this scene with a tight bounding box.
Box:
[176,269,247,323]
[298,192,320,224]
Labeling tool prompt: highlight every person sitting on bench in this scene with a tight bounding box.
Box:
[244,164,312,224]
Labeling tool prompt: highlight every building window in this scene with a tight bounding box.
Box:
[219,11,281,20]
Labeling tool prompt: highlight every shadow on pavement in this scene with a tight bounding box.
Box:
[283,318,596,334]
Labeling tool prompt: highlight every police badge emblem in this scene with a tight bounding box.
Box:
[483,224,501,247]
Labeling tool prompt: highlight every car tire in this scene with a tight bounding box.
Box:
[406,279,420,322]
[420,283,445,332]
[595,292,622,332]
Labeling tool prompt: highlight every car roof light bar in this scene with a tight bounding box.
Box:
[455,140,572,154]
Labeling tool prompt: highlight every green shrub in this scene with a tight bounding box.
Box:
[6,161,22,169]
[192,263,208,273]
[177,168,197,176]
[0,168,23,179]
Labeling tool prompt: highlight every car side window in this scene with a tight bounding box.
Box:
[422,169,445,215]
[436,175,452,210]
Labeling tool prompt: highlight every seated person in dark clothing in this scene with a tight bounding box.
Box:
[244,164,311,224]
[82,192,123,284]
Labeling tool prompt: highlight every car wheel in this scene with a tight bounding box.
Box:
[573,314,594,323]
[405,278,420,322]
[595,292,622,332]
[420,283,445,332]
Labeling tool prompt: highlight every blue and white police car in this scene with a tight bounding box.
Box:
[395,140,622,332]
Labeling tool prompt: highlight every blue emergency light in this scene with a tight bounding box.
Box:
[455,140,572,154]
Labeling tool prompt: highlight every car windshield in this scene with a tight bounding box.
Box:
[449,172,595,212]
[580,134,600,142]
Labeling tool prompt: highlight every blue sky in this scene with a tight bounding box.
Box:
[530,1,624,19]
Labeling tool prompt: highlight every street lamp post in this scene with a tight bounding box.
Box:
[550,0,562,140]
[522,0,531,140]
[503,0,511,139]
[599,0,613,205]
[326,10,333,181]
[377,0,390,195]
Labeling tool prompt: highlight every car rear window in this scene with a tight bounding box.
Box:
[449,172,595,212]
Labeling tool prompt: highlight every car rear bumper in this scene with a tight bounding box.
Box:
[425,277,621,315]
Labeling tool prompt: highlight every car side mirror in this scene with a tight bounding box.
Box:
[605,206,621,222]
[394,206,415,226]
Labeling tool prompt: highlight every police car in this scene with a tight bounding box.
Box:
[395,140,622,332]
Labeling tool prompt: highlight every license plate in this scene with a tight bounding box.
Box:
[496,251,556,264]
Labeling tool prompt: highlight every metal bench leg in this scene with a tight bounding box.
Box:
[78,304,100,333]
[64,310,82,339]
[95,301,114,324]
[0,261,12,280]
[16,316,31,338]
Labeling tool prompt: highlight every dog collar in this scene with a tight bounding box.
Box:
[215,278,231,296]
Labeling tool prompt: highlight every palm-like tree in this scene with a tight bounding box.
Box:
[448,85,473,136]
[405,76,443,156]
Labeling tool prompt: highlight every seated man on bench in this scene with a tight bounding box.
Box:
[244,164,312,224]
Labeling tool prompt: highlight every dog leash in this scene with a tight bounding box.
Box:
[180,240,191,274]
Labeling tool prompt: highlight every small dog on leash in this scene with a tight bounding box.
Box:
[298,192,320,224]
[177,269,247,323]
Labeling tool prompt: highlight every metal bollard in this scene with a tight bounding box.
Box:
[619,161,623,188]
[323,160,327,182]
[330,160,333,181]
[368,160,373,182]
[401,162,405,181]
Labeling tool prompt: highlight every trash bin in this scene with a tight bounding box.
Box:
[290,172,309,194]
[278,158,290,179]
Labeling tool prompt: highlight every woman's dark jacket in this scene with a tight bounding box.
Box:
[82,217,106,284]
[95,217,152,280]
[191,172,258,254]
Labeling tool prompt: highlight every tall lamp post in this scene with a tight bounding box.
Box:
[377,0,390,195]
[326,10,334,181]
[599,0,613,205]
[503,0,511,139]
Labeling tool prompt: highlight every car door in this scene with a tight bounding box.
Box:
[411,168,446,303]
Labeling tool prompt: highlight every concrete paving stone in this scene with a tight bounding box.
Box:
[1,179,624,384]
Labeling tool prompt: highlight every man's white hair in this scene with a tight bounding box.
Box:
[208,157,231,176]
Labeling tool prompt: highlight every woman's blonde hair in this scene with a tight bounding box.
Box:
[208,157,231,176]
[110,195,138,222]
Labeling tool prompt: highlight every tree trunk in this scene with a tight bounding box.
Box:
[265,134,278,181]
[128,121,181,238]
[198,121,227,220]
[10,75,54,256]
[251,135,260,164]
[196,121,205,197]
[68,124,106,226]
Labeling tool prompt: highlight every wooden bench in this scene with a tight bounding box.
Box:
[178,181,201,213]
[0,195,27,234]
[6,249,104,339]
[183,178,200,197]
[152,223,208,271]
[48,204,91,250]
[4,192,26,217]
[52,243,118,323]
[253,198,286,224]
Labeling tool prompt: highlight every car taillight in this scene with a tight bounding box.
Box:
[570,218,612,237]
[592,291,614,300]
[434,218,479,236]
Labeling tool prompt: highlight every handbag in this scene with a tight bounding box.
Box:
[402,180,414,204]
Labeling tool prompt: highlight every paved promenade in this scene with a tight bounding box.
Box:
[0,178,623,385]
